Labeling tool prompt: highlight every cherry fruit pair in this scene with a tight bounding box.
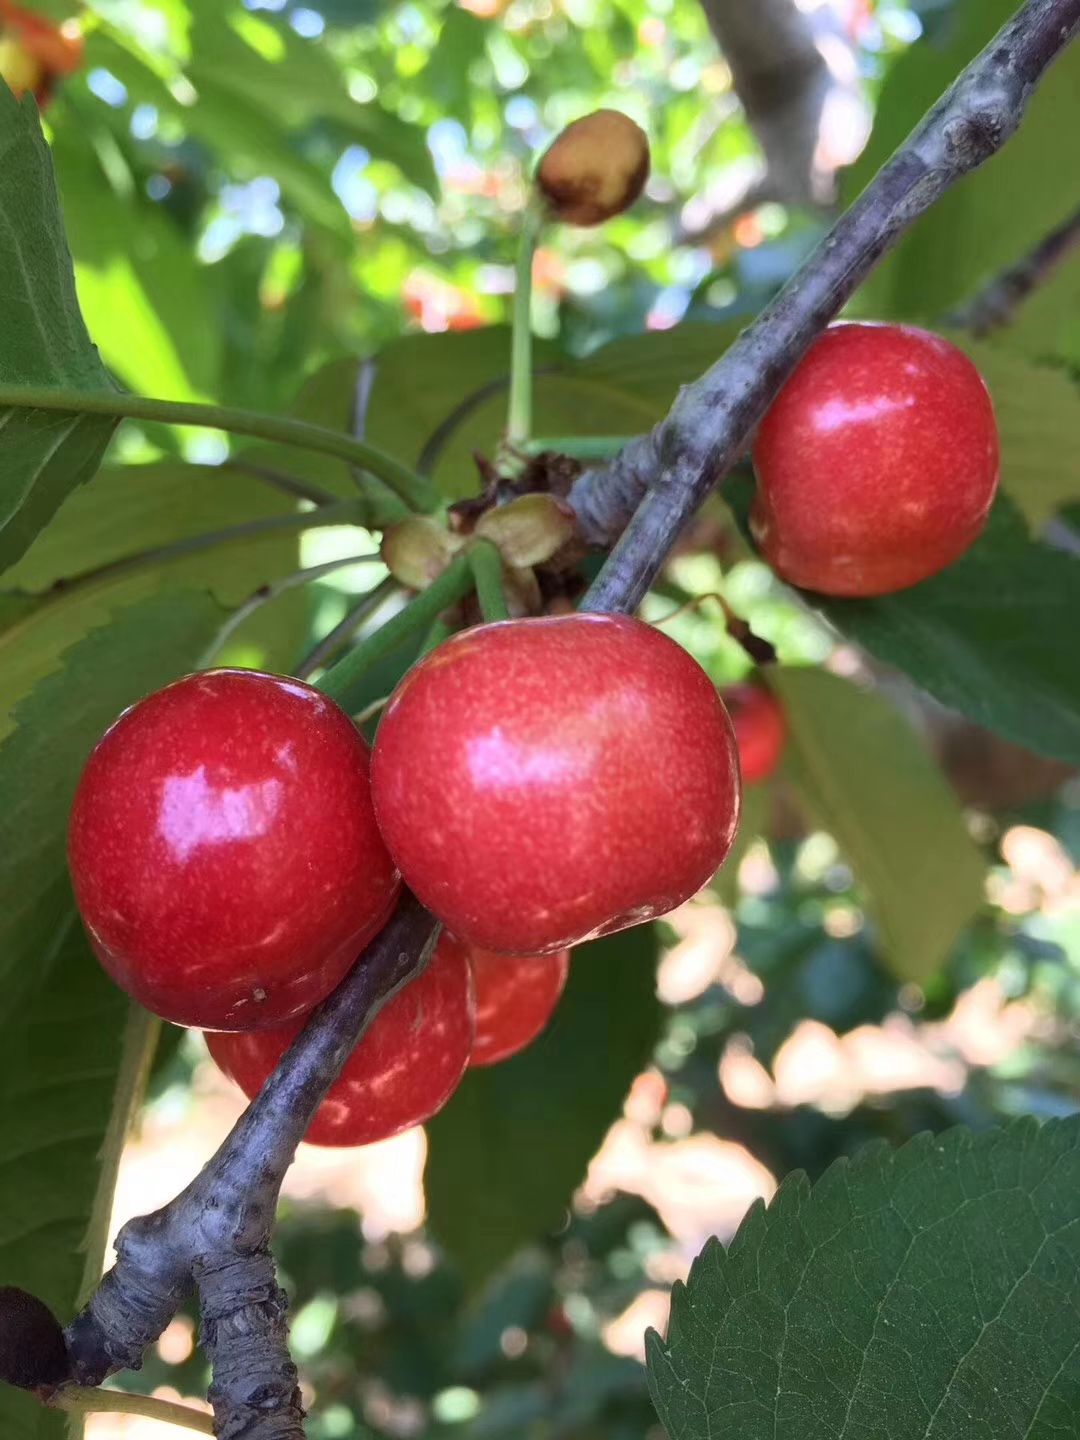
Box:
[68,615,742,1141]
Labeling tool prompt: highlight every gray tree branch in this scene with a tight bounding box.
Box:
[679,0,863,245]
[64,895,440,1439]
[574,0,1080,613]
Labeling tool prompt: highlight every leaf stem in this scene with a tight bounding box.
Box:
[0,386,435,513]
[315,553,475,702]
[469,540,510,622]
[52,1385,214,1435]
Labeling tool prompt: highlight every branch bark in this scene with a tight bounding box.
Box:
[64,896,440,1438]
[679,0,865,245]
[573,0,1080,612]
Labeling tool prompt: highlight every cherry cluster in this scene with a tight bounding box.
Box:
[65,318,999,1149]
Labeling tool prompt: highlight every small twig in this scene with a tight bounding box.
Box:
[205,555,383,664]
[52,1384,214,1435]
[949,201,1080,335]
[293,575,399,681]
[573,0,1080,612]
[221,461,340,509]
[64,899,440,1401]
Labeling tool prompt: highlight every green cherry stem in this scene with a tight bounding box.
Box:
[0,386,436,513]
[505,203,544,460]
[316,552,475,703]
[469,540,511,623]
[525,435,634,460]
[51,1385,214,1435]
[417,613,455,657]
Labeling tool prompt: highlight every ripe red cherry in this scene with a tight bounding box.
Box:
[722,683,787,784]
[68,669,400,1031]
[751,323,999,596]
[443,934,571,1067]
[370,614,741,955]
[206,933,475,1146]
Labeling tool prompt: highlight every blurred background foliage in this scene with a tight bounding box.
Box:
[4,0,1080,1435]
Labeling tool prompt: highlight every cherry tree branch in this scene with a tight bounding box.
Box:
[27,5,1080,1438]
[949,200,1080,335]
[573,0,1080,611]
[64,896,440,1438]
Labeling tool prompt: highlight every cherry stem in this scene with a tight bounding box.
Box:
[526,435,632,460]
[315,552,474,703]
[418,613,455,657]
[0,385,435,514]
[503,204,543,471]
[469,540,511,623]
[51,1385,214,1435]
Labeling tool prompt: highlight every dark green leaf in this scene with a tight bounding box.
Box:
[0,923,155,1440]
[726,480,1080,767]
[647,1116,1080,1440]
[0,85,117,575]
[0,591,224,1437]
[426,925,662,1288]
[959,341,1080,527]
[0,590,226,1020]
[0,460,305,724]
[771,668,985,981]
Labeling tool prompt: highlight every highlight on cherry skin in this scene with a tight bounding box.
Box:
[721,683,787,785]
[750,322,1000,597]
[460,937,572,1068]
[371,612,743,958]
[206,929,476,1146]
[67,668,401,1032]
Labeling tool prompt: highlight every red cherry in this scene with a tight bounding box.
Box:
[370,614,741,955]
[445,934,570,1067]
[722,684,787,784]
[751,323,999,596]
[68,669,400,1031]
[206,933,475,1146]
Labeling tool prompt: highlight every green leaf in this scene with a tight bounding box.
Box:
[425,925,662,1288]
[360,322,739,502]
[0,460,306,734]
[0,591,224,1437]
[844,0,1080,325]
[0,923,156,1440]
[0,589,226,1020]
[725,480,1080,768]
[52,121,220,402]
[960,341,1080,527]
[816,500,1080,768]
[771,668,985,981]
[647,1116,1080,1440]
[0,85,117,575]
